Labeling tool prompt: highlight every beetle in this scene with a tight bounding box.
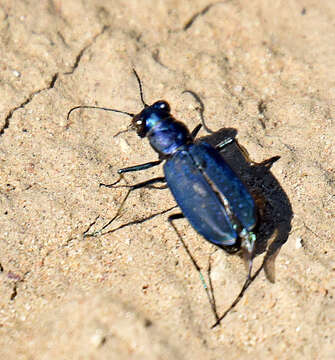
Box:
[67,69,258,327]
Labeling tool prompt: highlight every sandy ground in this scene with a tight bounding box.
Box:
[0,0,334,359]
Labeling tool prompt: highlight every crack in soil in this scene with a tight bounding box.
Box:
[183,2,228,31]
[0,73,59,137]
[0,25,109,138]
[64,25,109,75]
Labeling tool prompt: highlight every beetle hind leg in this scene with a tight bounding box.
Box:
[168,213,219,322]
[211,231,259,328]
[240,231,257,280]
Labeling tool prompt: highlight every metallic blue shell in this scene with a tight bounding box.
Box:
[164,142,256,247]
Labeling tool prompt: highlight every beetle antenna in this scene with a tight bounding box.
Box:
[132,68,148,107]
[182,90,214,134]
[67,105,134,122]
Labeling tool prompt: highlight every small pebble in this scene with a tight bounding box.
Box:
[13,70,21,77]
[295,237,303,249]
[233,85,243,93]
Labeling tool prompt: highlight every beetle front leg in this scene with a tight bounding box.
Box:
[100,159,164,189]
[118,159,163,174]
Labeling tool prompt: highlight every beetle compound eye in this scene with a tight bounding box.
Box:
[135,118,145,132]
[153,100,170,113]
[131,114,147,137]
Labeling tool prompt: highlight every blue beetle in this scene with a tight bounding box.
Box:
[131,99,256,253]
[67,70,258,327]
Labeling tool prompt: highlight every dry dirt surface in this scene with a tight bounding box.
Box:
[0,1,334,359]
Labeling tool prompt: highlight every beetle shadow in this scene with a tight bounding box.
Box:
[200,127,293,283]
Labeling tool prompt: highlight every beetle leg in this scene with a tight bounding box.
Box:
[85,177,167,237]
[207,251,219,321]
[100,176,166,190]
[100,205,178,236]
[240,231,257,280]
[100,159,164,189]
[97,159,164,189]
[215,137,235,150]
[118,159,163,174]
[212,232,262,328]
[168,213,219,322]
[211,275,252,328]
[256,155,281,169]
[190,124,202,139]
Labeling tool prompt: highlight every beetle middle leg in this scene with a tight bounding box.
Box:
[84,175,168,237]
[84,158,168,236]
[168,213,219,322]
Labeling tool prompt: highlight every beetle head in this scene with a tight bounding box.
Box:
[132,100,171,137]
